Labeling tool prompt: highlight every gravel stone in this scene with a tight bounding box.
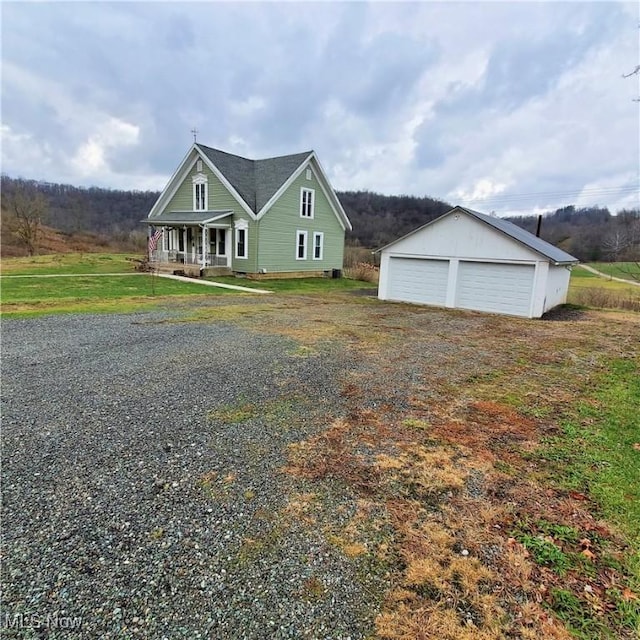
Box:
[1,312,380,639]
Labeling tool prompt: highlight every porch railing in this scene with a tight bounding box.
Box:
[151,250,229,267]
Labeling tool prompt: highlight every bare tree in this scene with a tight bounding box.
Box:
[602,228,630,260]
[4,184,49,256]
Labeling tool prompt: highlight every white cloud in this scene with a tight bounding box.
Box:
[455,179,509,203]
[0,0,637,215]
[72,117,140,176]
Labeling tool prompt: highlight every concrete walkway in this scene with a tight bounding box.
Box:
[0,271,272,294]
[156,273,272,293]
[577,264,640,287]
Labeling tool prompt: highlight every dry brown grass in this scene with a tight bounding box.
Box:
[568,286,640,311]
[200,294,639,639]
[344,245,378,268]
[344,262,380,283]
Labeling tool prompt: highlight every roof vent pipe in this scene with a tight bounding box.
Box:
[536,214,543,238]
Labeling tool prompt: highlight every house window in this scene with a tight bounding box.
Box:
[300,188,314,218]
[235,221,248,259]
[192,173,208,211]
[306,168,312,180]
[196,159,202,172]
[195,184,206,210]
[296,230,308,260]
[236,229,247,258]
[313,232,324,260]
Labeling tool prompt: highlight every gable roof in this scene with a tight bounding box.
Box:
[148,143,352,231]
[377,206,579,264]
[196,145,311,214]
[461,207,578,264]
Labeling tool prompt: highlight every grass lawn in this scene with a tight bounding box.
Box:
[208,275,375,294]
[0,274,246,317]
[0,252,141,275]
[569,266,640,311]
[587,262,640,281]
[0,253,376,317]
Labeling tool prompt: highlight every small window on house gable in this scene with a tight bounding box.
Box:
[300,188,314,218]
[192,173,208,211]
[306,168,312,180]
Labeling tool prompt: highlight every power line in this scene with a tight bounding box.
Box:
[455,183,639,208]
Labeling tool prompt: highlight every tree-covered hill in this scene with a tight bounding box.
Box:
[1,175,638,262]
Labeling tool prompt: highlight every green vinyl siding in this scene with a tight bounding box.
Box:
[160,155,258,272]
[155,152,345,274]
[231,218,258,273]
[165,160,243,213]
[256,164,345,273]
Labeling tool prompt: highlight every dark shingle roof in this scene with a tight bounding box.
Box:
[459,207,578,264]
[196,144,311,213]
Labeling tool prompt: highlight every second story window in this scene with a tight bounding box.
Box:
[300,188,314,219]
[192,173,208,211]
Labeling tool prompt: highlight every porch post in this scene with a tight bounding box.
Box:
[182,227,187,262]
[201,226,207,268]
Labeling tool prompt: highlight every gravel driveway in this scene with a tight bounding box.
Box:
[1,310,377,639]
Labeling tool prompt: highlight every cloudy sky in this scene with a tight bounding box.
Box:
[2,1,639,215]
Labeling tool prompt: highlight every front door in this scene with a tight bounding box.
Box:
[208,229,228,266]
[209,229,218,258]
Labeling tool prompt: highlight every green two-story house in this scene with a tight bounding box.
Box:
[146,143,352,277]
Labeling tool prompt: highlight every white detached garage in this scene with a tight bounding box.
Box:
[378,206,578,318]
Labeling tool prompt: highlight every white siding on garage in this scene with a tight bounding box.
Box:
[457,262,535,316]
[544,265,571,312]
[388,258,449,306]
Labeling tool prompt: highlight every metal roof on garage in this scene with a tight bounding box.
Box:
[377,206,579,265]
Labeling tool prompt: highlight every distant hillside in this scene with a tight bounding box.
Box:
[341,190,453,248]
[1,175,638,262]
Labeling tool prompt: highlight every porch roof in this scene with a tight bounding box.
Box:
[147,210,233,225]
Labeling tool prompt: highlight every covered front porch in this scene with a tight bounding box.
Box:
[147,210,233,272]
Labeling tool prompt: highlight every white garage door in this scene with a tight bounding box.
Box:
[388,258,449,306]
[457,261,534,316]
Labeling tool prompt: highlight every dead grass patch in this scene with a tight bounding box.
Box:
[344,262,380,284]
[248,299,639,638]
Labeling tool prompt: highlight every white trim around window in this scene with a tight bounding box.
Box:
[300,188,315,219]
[312,231,324,260]
[234,219,248,259]
[192,173,208,211]
[296,230,308,260]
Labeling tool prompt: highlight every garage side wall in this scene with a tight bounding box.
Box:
[543,265,572,313]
